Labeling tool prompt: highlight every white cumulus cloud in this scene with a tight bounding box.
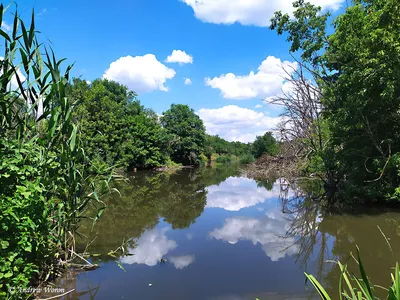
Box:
[181,0,344,27]
[209,210,299,261]
[103,54,176,93]
[197,105,284,142]
[120,228,177,266]
[255,104,263,109]
[166,50,193,65]
[184,78,192,85]
[169,255,195,269]
[205,56,297,100]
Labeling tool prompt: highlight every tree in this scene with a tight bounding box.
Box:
[69,79,169,170]
[322,0,400,200]
[161,104,206,165]
[270,0,400,202]
[252,132,278,158]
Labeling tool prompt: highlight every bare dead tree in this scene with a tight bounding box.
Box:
[267,63,325,160]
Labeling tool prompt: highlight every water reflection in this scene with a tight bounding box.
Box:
[206,177,280,211]
[68,167,400,300]
[209,209,299,261]
[120,227,177,266]
[78,166,237,254]
[169,255,196,269]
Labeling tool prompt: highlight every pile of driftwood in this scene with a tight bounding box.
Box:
[244,154,301,180]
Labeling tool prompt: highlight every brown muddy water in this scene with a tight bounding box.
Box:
[42,165,400,300]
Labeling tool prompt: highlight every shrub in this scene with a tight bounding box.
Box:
[216,155,233,164]
[239,154,256,164]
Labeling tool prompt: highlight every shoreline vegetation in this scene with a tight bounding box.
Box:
[266,0,400,297]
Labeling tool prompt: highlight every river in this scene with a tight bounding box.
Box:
[47,165,400,299]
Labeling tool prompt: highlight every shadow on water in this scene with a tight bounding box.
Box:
[47,165,400,300]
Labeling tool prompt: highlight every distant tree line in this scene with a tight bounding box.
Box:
[67,78,278,171]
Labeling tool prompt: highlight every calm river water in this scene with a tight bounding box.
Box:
[50,165,400,300]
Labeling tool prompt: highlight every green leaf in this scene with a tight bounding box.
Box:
[305,273,331,300]
[24,244,32,253]
[356,246,373,298]
[117,261,126,272]
[93,206,106,225]
[0,28,10,42]
[0,241,9,249]
[70,124,77,152]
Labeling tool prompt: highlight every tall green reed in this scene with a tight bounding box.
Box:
[0,4,113,298]
[306,246,400,299]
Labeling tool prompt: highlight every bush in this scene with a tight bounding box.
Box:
[239,154,256,164]
[0,139,55,298]
[252,132,278,158]
[164,157,183,168]
[215,155,239,164]
[0,8,113,298]
[198,153,209,166]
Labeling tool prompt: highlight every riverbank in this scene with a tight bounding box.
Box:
[245,154,301,180]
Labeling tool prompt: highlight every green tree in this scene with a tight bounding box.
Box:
[322,0,400,200]
[69,79,169,170]
[252,132,278,158]
[270,0,400,202]
[161,104,206,165]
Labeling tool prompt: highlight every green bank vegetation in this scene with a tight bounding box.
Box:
[269,0,400,205]
[269,0,400,297]
[0,6,114,299]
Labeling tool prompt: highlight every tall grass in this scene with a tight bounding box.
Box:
[306,246,400,299]
[0,5,113,299]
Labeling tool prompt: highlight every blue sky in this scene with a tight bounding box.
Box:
[12,0,345,142]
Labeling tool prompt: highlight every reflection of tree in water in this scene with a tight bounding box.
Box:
[77,166,235,256]
[278,178,400,299]
[278,179,330,282]
[319,213,400,298]
[159,169,207,229]
[255,178,275,191]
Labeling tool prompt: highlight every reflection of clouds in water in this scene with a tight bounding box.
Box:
[169,255,195,269]
[206,177,280,211]
[209,210,298,261]
[120,228,177,266]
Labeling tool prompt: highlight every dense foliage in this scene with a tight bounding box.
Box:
[270,0,400,203]
[160,104,206,165]
[0,8,111,299]
[66,80,280,169]
[68,79,170,170]
[271,1,400,295]
[252,132,278,158]
[204,134,252,158]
